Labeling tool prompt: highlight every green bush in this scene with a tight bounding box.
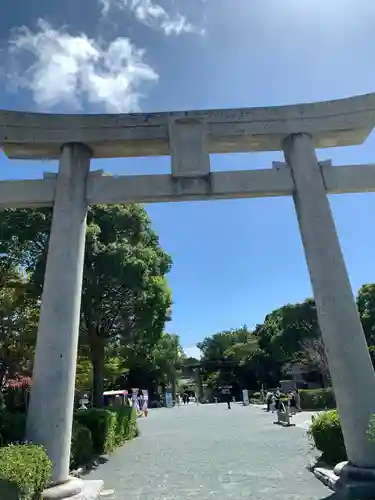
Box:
[0,412,26,445]
[299,388,335,410]
[0,392,6,413]
[70,421,94,470]
[74,407,137,455]
[74,409,114,455]
[114,406,138,445]
[0,444,52,500]
[367,414,375,443]
[308,409,346,464]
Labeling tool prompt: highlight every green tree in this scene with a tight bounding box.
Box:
[357,284,375,346]
[119,332,182,397]
[152,333,183,394]
[196,301,323,393]
[300,336,330,386]
[198,326,259,393]
[198,326,252,362]
[255,299,320,364]
[0,259,38,387]
[0,204,172,407]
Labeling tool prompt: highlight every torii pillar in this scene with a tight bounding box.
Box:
[283,133,375,495]
[25,144,103,498]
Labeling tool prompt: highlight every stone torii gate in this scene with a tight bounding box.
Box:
[2,93,375,497]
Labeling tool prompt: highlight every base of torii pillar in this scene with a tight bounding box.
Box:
[42,477,107,500]
[314,461,375,499]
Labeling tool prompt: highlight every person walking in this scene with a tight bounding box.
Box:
[288,390,297,415]
[266,390,272,412]
[226,391,232,410]
[274,388,281,412]
[295,388,301,412]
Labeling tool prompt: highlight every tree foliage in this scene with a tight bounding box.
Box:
[0,259,38,387]
[196,300,326,393]
[118,332,182,395]
[4,202,375,403]
[357,284,375,346]
[0,205,173,406]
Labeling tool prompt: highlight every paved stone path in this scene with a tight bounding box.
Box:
[87,403,332,500]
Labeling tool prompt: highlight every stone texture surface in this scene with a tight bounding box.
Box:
[69,480,104,500]
[86,403,331,500]
[43,479,103,500]
[42,477,83,500]
[1,93,374,159]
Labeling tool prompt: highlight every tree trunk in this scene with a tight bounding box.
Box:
[171,377,176,402]
[321,372,331,388]
[0,363,8,388]
[90,335,105,408]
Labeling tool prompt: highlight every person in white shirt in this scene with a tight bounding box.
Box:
[266,391,273,412]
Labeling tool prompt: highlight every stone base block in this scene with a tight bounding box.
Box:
[314,461,375,499]
[43,478,104,500]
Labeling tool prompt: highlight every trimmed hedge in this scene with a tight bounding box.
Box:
[0,406,138,483]
[299,388,335,410]
[70,421,94,470]
[308,409,346,464]
[74,406,137,455]
[0,444,52,500]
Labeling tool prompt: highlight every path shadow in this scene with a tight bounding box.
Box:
[72,455,109,478]
[318,494,341,500]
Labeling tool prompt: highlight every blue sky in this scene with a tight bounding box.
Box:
[1,0,375,359]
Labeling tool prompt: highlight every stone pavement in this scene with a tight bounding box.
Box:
[86,403,332,500]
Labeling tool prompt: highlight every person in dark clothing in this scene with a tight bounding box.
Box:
[266,391,272,412]
[226,392,232,410]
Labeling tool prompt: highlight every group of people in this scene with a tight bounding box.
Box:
[176,393,193,405]
[265,388,301,414]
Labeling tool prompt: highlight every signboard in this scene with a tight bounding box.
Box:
[132,388,140,412]
[141,389,149,414]
[165,391,173,408]
[242,389,249,406]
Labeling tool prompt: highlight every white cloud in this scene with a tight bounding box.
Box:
[183,346,202,360]
[100,0,203,36]
[7,19,158,112]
